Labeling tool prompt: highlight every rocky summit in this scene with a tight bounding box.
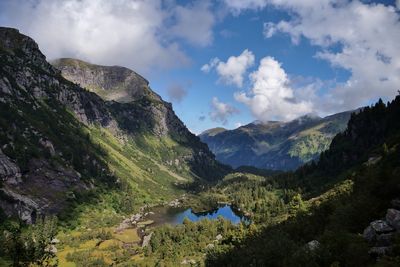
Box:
[51,58,158,103]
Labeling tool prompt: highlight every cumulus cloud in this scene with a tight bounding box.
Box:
[222,1,400,114]
[0,0,216,74]
[166,84,188,103]
[235,56,313,121]
[262,0,400,113]
[202,49,255,87]
[209,97,239,125]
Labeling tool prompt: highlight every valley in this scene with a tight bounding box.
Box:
[0,26,400,267]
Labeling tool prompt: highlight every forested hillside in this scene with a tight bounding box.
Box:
[204,96,400,266]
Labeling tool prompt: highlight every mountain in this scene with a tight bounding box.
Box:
[0,27,227,224]
[200,112,353,170]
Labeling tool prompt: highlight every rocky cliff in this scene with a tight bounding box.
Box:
[51,58,156,103]
[0,27,227,223]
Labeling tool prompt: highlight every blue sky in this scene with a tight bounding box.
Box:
[1,0,399,134]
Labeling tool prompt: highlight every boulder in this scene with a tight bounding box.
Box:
[131,213,141,222]
[370,220,394,234]
[216,234,223,241]
[306,240,321,252]
[45,244,58,254]
[386,209,400,230]
[142,232,153,248]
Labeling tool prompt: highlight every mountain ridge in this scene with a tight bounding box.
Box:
[200,110,354,170]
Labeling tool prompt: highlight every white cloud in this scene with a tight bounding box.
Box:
[223,0,268,14]
[261,0,400,113]
[202,49,255,87]
[263,22,277,38]
[209,97,239,125]
[0,0,216,74]
[201,57,220,73]
[235,57,312,121]
[223,1,400,114]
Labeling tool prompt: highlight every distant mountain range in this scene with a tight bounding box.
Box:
[199,111,354,170]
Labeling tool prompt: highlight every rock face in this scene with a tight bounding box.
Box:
[370,220,394,234]
[51,58,156,103]
[199,112,352,170]
[0,27,228,222]
[0,148,21,185]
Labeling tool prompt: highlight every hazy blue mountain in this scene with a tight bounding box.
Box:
[200,112,353,170]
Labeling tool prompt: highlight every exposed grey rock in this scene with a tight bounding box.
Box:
[142,232,153,248]
[306,240,321,252]
[363,225,376,243]
[386,208,400,230]
[216,234,223,241]
[131,213,142,222]
[0,77,12,94]
[0,149,22,184]
[0,187,40,224]
[370,220,394,234]
[39,138,56,156]
[45,244,58,254]
[365,156,382,166]
[51,58,155,103]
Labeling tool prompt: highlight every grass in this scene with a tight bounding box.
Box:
[113,229,141,243]
[57,226,141,266]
